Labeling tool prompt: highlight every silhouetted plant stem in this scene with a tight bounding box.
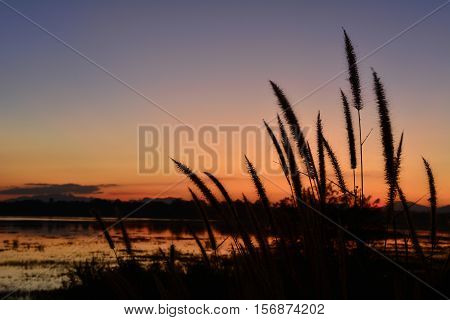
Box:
[397,184,426,266]
[341,89,358,205]
[372,69,397,212]
[277,114,303,205]
[188,188,217,251]
[316,112,326,206]
[422,157,437,250]
[357,110,364,206]
[343,29,364,207]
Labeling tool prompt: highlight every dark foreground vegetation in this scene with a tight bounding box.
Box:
[9,30,450,299]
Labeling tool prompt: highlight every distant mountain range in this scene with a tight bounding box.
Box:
[392,201,450,213]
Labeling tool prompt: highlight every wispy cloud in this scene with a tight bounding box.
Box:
[0,183,118,195]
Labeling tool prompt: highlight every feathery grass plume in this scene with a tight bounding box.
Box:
[307,142,320,201]
[343,29,364,204]
[395,132,404,172]
[204,172,254,252]
[372,69,397,210]
[316,112,326,204]
[422,157,437,248]
[188,188,217,250]
[244,155,274,230]
[340,90,357,169]
[322,136,348,200]
[391,132,404,256]
[115,208,133,256]
[269,81,314,176]
[203,171,235,214]
[277,114,302,203]
[392,131,404,201]
[171,158,221,212]
[263,120,291,189]
[343,29,362,111]
[341,89,357,202]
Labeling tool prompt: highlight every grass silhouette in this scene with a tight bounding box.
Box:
[28,31,450,300]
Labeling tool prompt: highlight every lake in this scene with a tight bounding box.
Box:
[0,216,448,295]
[0,216,230,294]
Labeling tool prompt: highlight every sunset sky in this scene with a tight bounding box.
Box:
[0,0,449,205]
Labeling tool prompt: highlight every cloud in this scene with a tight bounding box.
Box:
[0,183,118,195]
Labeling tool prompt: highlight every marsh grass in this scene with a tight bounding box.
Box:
[59,31,450,300]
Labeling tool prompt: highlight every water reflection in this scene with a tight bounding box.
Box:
[0,216,229,293]
[0,216,448,293]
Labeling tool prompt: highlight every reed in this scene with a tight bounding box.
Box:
[340,89,357,200]
[93,210,115,251]
[316,112,327,205]
[263,119,291,190]
[269,81,314,178]
[171,158,221,213]
[422,157,437,249]
[244,155,274,230]
[396,185,426,264]
[243,193,270,259]
[93,210,119,262]
[277,114,302,204]
[115,208,133,256]
[340,89,357,170]
[74,32,449,300]
[204,171,254,253]
[203,171,235,213]
[343,29,364,205]
[395,132,404,173]
[322,136,348,201]
[188,187,217,250]
[372,69,397,210]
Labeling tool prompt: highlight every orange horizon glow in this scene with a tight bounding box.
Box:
[1,2,449,207]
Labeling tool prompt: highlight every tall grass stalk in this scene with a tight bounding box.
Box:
[115,208,133,256]
[171,158,221,213]
[316,112,327,205]
[392,132,404,257]
[204,171,254,253]
[340,89,357,202]
[263,120,291,190]
[244,155,274,230]
[372,69,397,210]
[277,115,302,204]
[396,185,426,264]
[343,29,364,205]
[188,187,217,250]
[93,210,118,262]
[322,136,349,202]
[269,81,315,179]
[422,157,437,249]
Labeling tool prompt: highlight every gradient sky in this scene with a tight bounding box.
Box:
[0,0,449,205]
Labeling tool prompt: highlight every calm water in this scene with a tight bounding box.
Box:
[0,216,448,294]
[0,216,230,293]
